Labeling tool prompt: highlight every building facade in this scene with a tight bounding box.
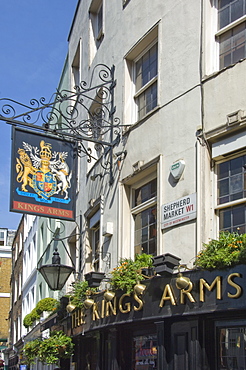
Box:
[0,228,15,369]
[56,0,246,369]
[4,0,246,369]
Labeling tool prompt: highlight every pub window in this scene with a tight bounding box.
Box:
[218,324,246,369]
[133,334,158,369]
[217,153,246,233]
[132,177,157,256]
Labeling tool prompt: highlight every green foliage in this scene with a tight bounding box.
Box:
[110,253,153,294]
[23,309,40,328]
[69,280,97,309]
[36,298,59,314]
[22,339,41,365]
[23,298,59,328]
[194,231,246,270]
[135,253,153,268]
[23,331,74,365]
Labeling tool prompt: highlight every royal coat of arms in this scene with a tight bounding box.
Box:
[15,139,72,204]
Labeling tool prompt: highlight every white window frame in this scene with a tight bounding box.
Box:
[124,24,159,125]
[133,40,158,121]
[131,173,158,257]
[87,206,102,272]
[215,0,246,69]
[89,0,104,59]
[71,40,81,91]
[214,151,246,233]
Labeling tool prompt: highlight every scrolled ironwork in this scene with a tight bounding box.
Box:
[0,64,122,185]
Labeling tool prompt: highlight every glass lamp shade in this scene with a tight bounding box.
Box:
[38,263,75,291]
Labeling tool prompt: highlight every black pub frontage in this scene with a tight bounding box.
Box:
[62,265,246,370]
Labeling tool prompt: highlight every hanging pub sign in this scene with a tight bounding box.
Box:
[10,127,77,221]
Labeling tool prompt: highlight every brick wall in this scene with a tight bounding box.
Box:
[0,257,11,339]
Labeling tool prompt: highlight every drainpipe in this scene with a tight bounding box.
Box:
[196,0,205,258]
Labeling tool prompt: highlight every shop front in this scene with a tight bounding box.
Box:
[69,265,246,370]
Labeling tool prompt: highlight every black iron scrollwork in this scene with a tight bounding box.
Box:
[0,64,122,184]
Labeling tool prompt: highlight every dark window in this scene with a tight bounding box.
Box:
[218,0,246,29]
[133,178,157,255]
[219,22,246,68]
[218,0,246,68]
[217,154,246,232]
[218,326,246,369]
[133,334,158,369]
[134,178,157,206]
[135,43,158,119]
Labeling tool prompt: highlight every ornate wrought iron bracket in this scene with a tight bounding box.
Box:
[0,64,123,185]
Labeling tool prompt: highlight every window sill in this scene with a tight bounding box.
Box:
[96,29,104,42]
[123,105,160,135]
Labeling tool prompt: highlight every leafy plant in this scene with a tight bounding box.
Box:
[36,297,59,314]
[194,231,246,270]
[22,339,41,365]
[23,298,59,328]
[22,331,74,365]
[23,309,40,328]
[110,253,153,294]
[69,280,97,309]
[38,331,74,364]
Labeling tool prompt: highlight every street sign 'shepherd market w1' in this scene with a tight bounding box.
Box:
[10,127,77,221]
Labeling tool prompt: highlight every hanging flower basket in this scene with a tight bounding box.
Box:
[110,253,153,294]
[23,331,74,365]
[194,231,246,270]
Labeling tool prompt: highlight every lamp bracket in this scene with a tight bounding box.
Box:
[0,64,126,185]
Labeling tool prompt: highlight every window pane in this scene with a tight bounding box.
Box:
[219,6,230,28]
[218,155,246,232]
[220,22,246,68]
[137,81,157,119]
[135,43,157,92]
[218,326,246,369]
[220,0,233,7]
[232,23,246,63]
[219,0,246,28]
[230,173,243,194]
[219,204,246,232]
[133,334,158,369]
[217,154,246,204]
[97,5,103,34]
[231,0,244,23]
[134,178,157,206]
[218,161,229,179]
[218,178,229,198]
[219,208,232,229]
[232,205,245,227]
[135,60,142,91]
[134,206,157,255]
[231,156,243,175]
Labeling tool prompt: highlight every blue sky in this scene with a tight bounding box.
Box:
[0,0,78,229]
